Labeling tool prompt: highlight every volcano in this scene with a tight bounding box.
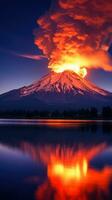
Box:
[0,71,112,111]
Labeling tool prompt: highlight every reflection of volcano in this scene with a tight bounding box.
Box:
[0,71,112,111]
[35,167,112,200]
[21,143,112,200]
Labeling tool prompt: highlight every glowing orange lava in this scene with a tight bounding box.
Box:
[50,63,87,78]
[48,55,87,77]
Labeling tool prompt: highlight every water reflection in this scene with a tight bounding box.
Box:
[0,120,112,200]
[0,119,112,132]
[0,120,112,148]
[21,143,112,200]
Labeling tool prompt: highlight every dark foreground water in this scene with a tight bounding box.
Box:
[0,119,112,200]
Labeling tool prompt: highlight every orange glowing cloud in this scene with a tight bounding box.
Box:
[34,0,112,77]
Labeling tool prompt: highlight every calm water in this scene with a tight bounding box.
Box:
[0,119,112,200]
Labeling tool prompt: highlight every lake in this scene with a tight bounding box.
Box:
[0,119,112,200]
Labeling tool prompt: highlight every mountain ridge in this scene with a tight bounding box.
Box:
[20,71,111,96]
[0,71,112,111]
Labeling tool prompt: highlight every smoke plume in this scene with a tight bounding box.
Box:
[34,0,112,73]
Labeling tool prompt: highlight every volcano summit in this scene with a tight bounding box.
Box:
[0,71,112,111]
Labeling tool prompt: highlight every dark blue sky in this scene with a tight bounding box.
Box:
[0,0,112,94]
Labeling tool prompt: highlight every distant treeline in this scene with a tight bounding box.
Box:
[0,106,112,119]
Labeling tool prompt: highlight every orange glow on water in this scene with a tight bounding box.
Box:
[21,143,112,200]
[36,166,112,200]
[41,120,84,128]
[48,158,88,184]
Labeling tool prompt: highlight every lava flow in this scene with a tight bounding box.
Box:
[21,143,112,200]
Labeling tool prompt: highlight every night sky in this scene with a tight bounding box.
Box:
[0,0,112,94]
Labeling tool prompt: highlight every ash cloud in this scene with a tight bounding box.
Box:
[35,0,112,72]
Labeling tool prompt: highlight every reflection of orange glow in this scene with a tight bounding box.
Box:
[48,158,88,184]
[39,120,97,128]
[42,119,84,128]
[21,143,112,200]
[35,167,112,200]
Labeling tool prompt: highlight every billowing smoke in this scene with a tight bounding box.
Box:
[34,0,112,74]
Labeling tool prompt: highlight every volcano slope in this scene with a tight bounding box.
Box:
[0,71,112,111]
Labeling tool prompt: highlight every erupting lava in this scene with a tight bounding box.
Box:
[34,0,112,78]
[49,57,87,78]
[21,143,112,199]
